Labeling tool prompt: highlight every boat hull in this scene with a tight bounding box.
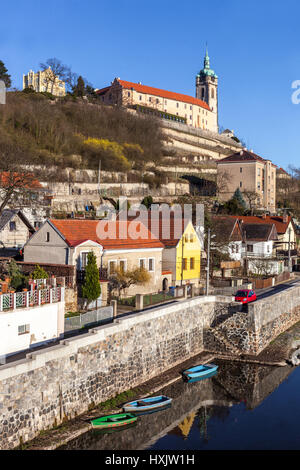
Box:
[91,413,137,429]
[123,395,172,413]
[183,363,218,381]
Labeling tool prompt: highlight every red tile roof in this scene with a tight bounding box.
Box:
[49,219,164,250]
[217,150,276,166]
[97,79,211,111]
[229,215,292,235]
[124,211,192,247]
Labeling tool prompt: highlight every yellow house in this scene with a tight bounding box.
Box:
[174,221,202,284]
[153,216,201,287]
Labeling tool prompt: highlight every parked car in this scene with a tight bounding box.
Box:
[235,289,257,304]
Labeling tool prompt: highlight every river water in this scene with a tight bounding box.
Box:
[59,360,300,450]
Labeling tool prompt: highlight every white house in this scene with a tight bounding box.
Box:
[211,216,243,261]
[241,223,278,258]
[0,287,65,359]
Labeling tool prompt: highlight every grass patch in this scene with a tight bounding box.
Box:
[65,311,82,318]
[97,389,138,411]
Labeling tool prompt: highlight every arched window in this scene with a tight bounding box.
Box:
[211,88,215,99]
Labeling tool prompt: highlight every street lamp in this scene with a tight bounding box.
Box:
[288,227,292,272]
[205,230,216,296]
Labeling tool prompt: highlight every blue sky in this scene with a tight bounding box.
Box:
[1,0,300,169]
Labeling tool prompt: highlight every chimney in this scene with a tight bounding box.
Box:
[283,211,288,224]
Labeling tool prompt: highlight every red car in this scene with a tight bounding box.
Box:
[235,289,257,304]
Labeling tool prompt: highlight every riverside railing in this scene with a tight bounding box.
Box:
[64,306,113,332]
[0,287,64,312]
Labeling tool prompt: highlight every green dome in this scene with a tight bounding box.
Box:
[199,49,218,79]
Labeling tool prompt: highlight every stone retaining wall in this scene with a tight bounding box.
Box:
[204,283,300,355]
[0,295,232,449]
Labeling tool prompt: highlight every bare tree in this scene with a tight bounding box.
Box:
[243,190,259,214]
[248,258,274,277]
[0,136,58,216]
[39,58,70,94]
[216,168,230,200]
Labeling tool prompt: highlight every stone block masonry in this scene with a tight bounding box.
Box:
[204,283,300,356]
[0,295,231,449]
[2,284,299,449]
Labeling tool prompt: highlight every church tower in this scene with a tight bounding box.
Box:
[196,48,218,132]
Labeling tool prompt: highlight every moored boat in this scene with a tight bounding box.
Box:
[91,413,137,429]
[182,363,218,381]
[123,395,172,413]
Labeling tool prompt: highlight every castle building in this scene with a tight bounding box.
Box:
[96,50,219,133]
[23,68,66,97]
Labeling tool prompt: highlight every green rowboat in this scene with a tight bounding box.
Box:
[91,413,137,429]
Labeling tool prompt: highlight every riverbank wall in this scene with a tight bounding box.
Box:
[1,283,300,450]
[0,295,234,449]
[204,283,300,355]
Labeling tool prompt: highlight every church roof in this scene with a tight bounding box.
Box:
[198,48,218,79]
[97,79,211,111]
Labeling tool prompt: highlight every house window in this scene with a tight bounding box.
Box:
[46,232,50,242]
[190,115,192,120]
[148,258,155,272]
[127,92,130,97]
[119,260,126,272]
[149,97,152,102]
[240,167,243,173]
[156,98,159,104]
[108,260,117,274]
[190,106,192,110]
[139,258,146,269]
[18,324,30,335]
[190,234,194,242]
[185,234,189,243]
[190,258,195,270]
[176,103,179,108]
[139,95,142,101]
[183,258,187,270]
[247,245,253,252]
[9,221,16,231]
[258,168,261,176]
[258,182,261,190]
[81,252,90,269]
[240,181,242,188]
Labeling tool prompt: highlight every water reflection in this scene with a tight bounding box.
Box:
[58,361,297,450]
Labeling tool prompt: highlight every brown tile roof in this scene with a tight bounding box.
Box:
[242,223,278,242]
[49,219,164,250]
[211,216,243,242]
[124,211,192,247]
[230,215,292,235]
[217,149,276,166]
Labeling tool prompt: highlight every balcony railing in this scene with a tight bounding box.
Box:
[276,249,298,258]
[0,287,64,312]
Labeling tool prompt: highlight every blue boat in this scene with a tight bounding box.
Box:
[123,395,172,413]
[182,363,218,381]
